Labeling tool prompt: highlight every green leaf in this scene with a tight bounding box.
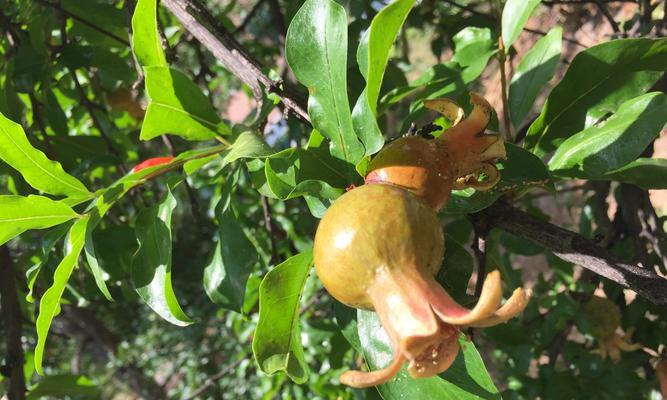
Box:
[131,188,192,326]
[357,310,500,399]
[27,374,98,400]
[203,209,258,312]
[352,0,416,156]
[0,112,91,198]
[600,158,667,189]
[223,130,274,164]
[502,0,541,48]
[548,92,667,178]
[141,66,229,141]
[525,38,667,155]
[35,215,89,375]
[509,27,562,127]
[252,250,313,384]
[131,0,167,67]
[436,233,474,301]
[286,0,364,171]
[84,223,114,302]
[0,195,79,246]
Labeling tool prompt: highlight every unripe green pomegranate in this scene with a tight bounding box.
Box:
[314,94,529,388]
[582,295,641,362]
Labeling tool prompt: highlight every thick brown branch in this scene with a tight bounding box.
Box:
[0,245,27,400]
[477,202,667,306]
[162,0,310,124]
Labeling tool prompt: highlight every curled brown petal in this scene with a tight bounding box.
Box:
[339,351,406,388]
[428,270,503,326]
[469,288,531,328]
[434,92,492,141]
[423,98,465,126]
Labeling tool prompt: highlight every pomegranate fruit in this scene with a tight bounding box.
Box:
[583,295,641,362]
[313,94,529,388]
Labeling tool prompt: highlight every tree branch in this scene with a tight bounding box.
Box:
[477,201,667,306]
[0,245,27,400]
[162,0,310,124]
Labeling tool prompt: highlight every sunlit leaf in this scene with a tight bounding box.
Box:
[252,250,313,383]
[0,195,79,246]
[35,215,89,375]
[0,112,91,199]
[286,0,364,174]
[141,66,229,141]
[131,188,192,326]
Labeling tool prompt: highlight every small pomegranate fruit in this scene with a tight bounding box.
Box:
[314,94,528,388]
[583,295,641,362]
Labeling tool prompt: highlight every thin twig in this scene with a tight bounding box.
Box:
[182,357,246,400]
[233,0,268,34]
[492,0,513,138]
[594,0,621,33]
[470,215,490,298]
[34,0,130,46]
[260,196,280,265]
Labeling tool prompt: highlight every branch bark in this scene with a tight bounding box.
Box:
[162,0,310,124]
[0,245,26,400]
[477,201,667,306]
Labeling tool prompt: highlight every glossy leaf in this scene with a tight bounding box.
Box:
[0,195,79,246]
[27,375,98,400]
[252,250,313,384]
[0,112,91,199]
[600,158,667,189]
[141,66,229,141]
[285,0,364,170]
[131,0,167,67]
[509,27,562,127]
[502,0,541,48]
[526,38,667,155]
[352,0,416,156]
[548,92,667,178]
[35,215,89,375]
[223,130,273,164]
[357,310,500,399]
[203,209,258,312]
[131,188,192,326]
[84,223,114,301]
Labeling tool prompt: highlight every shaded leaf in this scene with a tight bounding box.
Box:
[252,250,313,384]
[0,195,79,246]
[141,66,229,141]
[548,92,667,178]
[203,208,258,312]
[131,188,192,326]
[27,375,98,400]
[509,27,561,127]
[600,158,667,189]
[35,215,89,375]
[84,223,114,302]
[0,112,91,199]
